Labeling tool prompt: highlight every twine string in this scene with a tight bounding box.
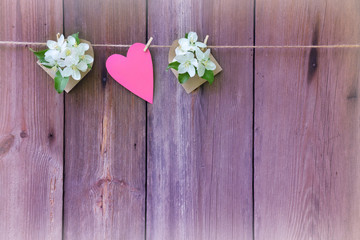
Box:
[1,40,360,49]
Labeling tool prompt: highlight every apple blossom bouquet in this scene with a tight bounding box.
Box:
[167,32,216,84]
[30,33,93,93]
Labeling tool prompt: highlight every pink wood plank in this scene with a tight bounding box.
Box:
[0,0,64,239]
[63,0,147,239]
[147,0,254,239]
[255,0,360,239]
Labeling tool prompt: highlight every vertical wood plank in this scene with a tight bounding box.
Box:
[63,0,146,239]
[0,0,64,239]
[147,0,254,239]
[255,0,360,239]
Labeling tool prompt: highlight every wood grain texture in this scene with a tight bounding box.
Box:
[147,0,254,239]
[254,0,360,239]
[63,0,146,239]
[0,0,64,239]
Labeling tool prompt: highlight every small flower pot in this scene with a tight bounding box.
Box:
[37,39,94,93]
[168,40,222,93]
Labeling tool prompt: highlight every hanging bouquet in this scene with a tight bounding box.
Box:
[167,32,217,84]
[30,33,94,93]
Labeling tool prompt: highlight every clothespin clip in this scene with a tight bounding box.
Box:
[202,35,209,51]
[204,35,209,45]
[144,37,153,52]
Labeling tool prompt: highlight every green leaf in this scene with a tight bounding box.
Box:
[54,70,69,94]
[178,73,190,84]
[185,33,189,38]
[167,61,180,71]
[201,69,214,84]
[29,48,48,62]
[87,64,92,70]
[41,64,53,69]
[71,32,80,45]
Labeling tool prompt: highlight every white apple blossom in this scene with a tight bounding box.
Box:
[176,32,207,55]
[60,56,88,81]
[39,33,93,80]
[168,31,216,84]
[175,38,191,55]
[195,49,216,77]
[175,52,198,77]
[33,33,94,93]
[45,34,66,60]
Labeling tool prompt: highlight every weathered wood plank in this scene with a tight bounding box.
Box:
[0,0,64,239]
[147,0,254,239]
[63,0,146,239]
[255,0,360,239]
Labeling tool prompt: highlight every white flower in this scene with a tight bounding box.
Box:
[67,36,77,47]
[195,49,216,77]
[79,54,93,65]
[41,33,93,81]
[46,34,66,60]
[175,52,198,77]
[41,55,57,68]
[176,32,207,55]
[59,47,79,60]
[60,56,88,80]
[175,38,191,55]
[77,43,90,55]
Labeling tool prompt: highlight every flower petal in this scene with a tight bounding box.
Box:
[45,49,60,59]
[72,69,81,80]
[196,42,207,48]
[204,49,211,58]
[47,40,57,49]
[178,38,189,47]
[195,49,204,60]
[190,58,198,67]
[188,65,196,77]
[57,59,66,67]
[185,52,194,60]
[197,63,205,77]
[175,47,186,56]
[174,54,188,63]
[58,34,65,45]
[62,67,73,77]
[77,61,88,72]
[205,61,216,70]
[67,36,76,46]
[188,32,198,43]
[78,43,89,52]
[178,63,187,74]
[84,55,94,64]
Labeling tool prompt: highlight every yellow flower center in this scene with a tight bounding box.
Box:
[65,49,72,56]
[71,65,77,70]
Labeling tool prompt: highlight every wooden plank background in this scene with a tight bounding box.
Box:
[146,0,253,239]
[254,0,360,239]
[63,0,146,239]
[0,0,359,239]
[0,0,64,239]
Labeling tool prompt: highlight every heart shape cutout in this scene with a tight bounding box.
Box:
[106,43,153,103]
[37,39,94,93]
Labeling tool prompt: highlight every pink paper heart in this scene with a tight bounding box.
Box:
[106,43,153,103]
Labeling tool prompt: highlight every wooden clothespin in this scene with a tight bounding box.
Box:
[202,35,209,51]
[204,35,209,45]
[144,37,153,52]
